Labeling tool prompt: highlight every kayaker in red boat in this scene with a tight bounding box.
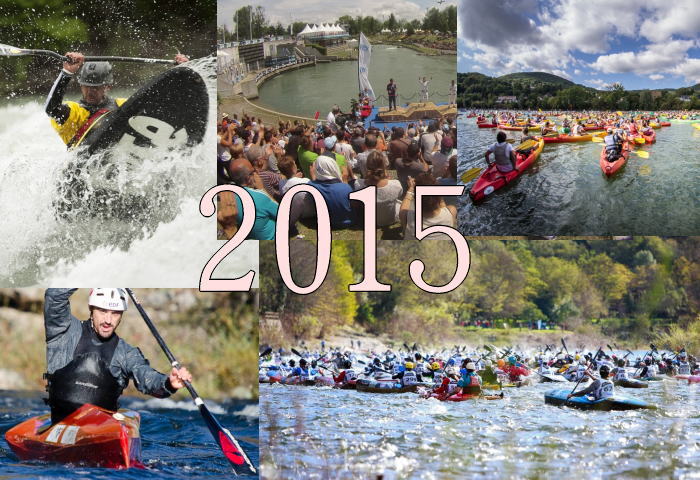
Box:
[44,288,192,425]
[454,360,481,396]
[502,356,530,382]
[571,122,585,136]
[567,365,614,401]
[392,361,421,386]
[603,128,625,161]
[485,131,517,173]
[333,359,357,384]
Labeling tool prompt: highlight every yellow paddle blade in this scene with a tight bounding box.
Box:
[639,165,651,175]
[632,150,649,159]
[591,136,603,142]
[617,111,623,116]
[461,167,483,183]
[515,139,537,151]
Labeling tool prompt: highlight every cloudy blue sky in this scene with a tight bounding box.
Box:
[458,0,700,89]
[218,0,456,29]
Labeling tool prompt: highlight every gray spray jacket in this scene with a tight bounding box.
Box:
[45,288,174,399]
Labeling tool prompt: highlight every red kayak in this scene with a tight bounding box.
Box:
[660,122,671,127]
[477,123,497,128]
[599,142,630,177]
[5,404,142,469]
[469,138,545,203]
[642,131,656,143]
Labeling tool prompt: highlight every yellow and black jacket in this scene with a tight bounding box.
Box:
[45,69,126,147]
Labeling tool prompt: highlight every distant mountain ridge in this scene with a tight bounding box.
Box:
[498,72,576,87]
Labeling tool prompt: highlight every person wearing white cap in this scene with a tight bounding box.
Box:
[319,135,348,180]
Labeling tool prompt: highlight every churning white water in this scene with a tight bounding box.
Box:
[0,58,258,286]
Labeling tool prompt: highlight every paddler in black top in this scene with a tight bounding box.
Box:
[44,288,192,424]
[45,51,189,148]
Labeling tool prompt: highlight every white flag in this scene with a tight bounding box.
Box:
[358,32,376,100]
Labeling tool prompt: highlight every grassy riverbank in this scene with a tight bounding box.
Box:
[0,289,258,400]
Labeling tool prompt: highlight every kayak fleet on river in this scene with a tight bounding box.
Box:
[260,342,700,411]
[461,110,700,203]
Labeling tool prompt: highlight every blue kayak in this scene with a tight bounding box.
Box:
[544,389,654,411]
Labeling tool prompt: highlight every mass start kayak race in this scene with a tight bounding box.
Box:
[259,341,700,478]
[457,110,700,235]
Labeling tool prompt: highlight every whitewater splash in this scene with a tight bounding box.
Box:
[0,57,258,286]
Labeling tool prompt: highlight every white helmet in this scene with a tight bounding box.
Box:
[88,288,128,311]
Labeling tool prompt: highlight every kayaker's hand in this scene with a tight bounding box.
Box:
[168,366,193,389]
[174,53,189,64]
[567,394,573,399]
[63,52,84,74]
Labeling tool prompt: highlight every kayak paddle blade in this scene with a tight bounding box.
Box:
[461,167,482,183]
[197,401,257,475]
[0,44,26,56]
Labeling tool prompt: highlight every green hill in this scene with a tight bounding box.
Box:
[498,72,575,87]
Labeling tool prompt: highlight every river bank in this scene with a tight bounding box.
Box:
[261,323,635,354]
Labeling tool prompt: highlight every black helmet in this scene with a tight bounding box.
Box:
[300,358,308,367]
[599,365,610,377]
[289,359,296,367]
[78,61,114,86]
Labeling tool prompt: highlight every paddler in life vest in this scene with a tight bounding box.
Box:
[45,51,189,148]
[611,358,630,382]
[676,351,692,376]
[485,131,518,173]
[288,358,311,381]
[455,361,481,395]
[567,365,614,401]
[44,288,192,425]
[603,127,625,161]
[392,361,421,386]
[503,356,530,382]
[333,359,357,385]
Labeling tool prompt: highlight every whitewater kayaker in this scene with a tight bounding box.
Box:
[485,131,517,173]
[611,359,630,381]
[45,51,189,147]
[455,361,481,395]
[333,360,357,384]
[676,351,692,375]
[637,359,657,378]
[392,362,421,386]
[567,365,614,401]
[44,288,192,425]
[288,358,311,381]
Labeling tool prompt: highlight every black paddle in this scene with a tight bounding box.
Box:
[126,289,256,475]
[0,42,175,64]
[259,347,272,358]
[566,347,602,405]
[561,338,569,354]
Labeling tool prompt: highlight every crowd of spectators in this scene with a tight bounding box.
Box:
[216,111,458,240]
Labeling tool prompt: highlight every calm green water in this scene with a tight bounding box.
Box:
[260,379,700,479]
[457,119,700,235]
[254,45,456,118]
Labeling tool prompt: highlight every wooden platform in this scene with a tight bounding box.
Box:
[376,102,457,122]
